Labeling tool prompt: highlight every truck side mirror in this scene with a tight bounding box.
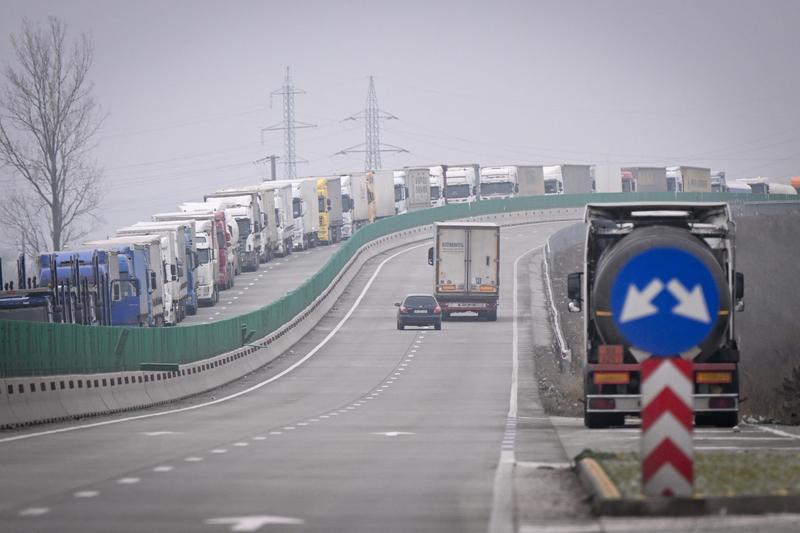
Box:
[427,247,434,266]
[149,271,157,292]
[567,272,582,312]
[170,264,178,281]
[514,184,519,193]
[735,272,745,311]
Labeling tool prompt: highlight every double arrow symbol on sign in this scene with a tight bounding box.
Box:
[619,279,711,324]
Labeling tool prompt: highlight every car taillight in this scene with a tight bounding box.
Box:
[433,305,441,314]
[399,306,408,314]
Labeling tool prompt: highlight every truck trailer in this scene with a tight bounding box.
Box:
[427,222,500,321]
[566,202,745,429]
[404,167,432,211]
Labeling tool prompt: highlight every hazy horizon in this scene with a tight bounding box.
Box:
[1,0,799,256]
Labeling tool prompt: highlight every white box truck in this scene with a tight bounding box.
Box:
[372,170,396,219]
[427,222,500,321]
[517,165,545,196]
[404,167,432,211]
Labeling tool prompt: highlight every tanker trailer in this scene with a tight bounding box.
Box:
[566,202,745,429]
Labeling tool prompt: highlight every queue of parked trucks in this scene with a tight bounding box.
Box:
[1,162,796,326]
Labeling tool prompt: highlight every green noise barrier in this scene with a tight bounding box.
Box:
[0,192,793,377]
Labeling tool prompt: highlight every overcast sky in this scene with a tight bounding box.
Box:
[1,0,799,249]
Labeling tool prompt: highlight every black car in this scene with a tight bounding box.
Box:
[395,294,442,330]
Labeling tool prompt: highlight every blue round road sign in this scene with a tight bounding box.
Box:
[610,246,720,356]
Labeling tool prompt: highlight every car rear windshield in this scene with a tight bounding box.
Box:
[405,295,436,306]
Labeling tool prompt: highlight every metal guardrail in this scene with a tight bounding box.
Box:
[0,192,793,377]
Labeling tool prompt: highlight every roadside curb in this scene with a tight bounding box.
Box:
[575,455,800,516]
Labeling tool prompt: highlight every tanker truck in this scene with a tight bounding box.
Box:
[566,202,745,429]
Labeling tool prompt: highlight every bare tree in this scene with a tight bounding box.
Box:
[0,17,104,255]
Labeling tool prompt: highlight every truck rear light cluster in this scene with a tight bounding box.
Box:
[588,398,616,410]
[695,371,732,384]
[709,397,736,409]
[598,344,624,364]
[593,372,630,385]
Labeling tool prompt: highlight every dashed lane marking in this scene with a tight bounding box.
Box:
[74,490,100,498]
[233,442,249,447]
[117,477,140,485]
[0,243,429,445]
[153,466,173,472]
[18,507,50,517]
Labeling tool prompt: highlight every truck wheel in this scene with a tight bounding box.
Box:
[584,410,614,429]
[713,412,738,427]
[187,304,197,316]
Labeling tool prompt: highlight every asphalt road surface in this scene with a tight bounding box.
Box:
[180,243,342,325]
[2,221,800,533]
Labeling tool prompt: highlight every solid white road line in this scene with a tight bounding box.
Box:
[0,242,428,444]
[488,242,546,533]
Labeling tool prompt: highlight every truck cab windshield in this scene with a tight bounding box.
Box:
[481,182,513,196]
[445,184,470,198]
[430,186,441,200]
[292,198,302,218]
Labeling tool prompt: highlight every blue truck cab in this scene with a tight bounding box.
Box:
[83,237,164,327]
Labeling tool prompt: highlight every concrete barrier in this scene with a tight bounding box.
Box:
[0,208,582,427]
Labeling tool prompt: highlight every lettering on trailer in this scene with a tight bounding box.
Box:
[610,247,719,356]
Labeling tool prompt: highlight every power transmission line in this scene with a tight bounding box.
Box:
[336,75,408,170]
[262,66,316,179]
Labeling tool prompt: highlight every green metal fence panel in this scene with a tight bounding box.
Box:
[1,192,795,377]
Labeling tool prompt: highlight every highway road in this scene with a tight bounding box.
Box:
[2,221,800,533]
[180,243,342,325]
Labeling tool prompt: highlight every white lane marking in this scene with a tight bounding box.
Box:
[140,431,181,436]
[252,436,266,441]
[117,477,140,484]
[214,311,220,315]
[211,449,228,454]
[222,307,228,310]
[227,302,233,305]
[74,490,100,498]
[204,515,305,531]
[515,461,572,469]
[233,442,249,447]
[371,431,414,437]
[297,422,308,426]
[269,431,282,435]
[330,412,339,416]
[153,466,173,472]
[185,456,203,462]
[283,426,295,430]
[0,242,428,444]
[18,507,50,517]
[233,296,239,300]
[697,446,800,451]
[489,241,547,533]
[320,415,329,419]
[309,419,320,423]
[751,424,800,440]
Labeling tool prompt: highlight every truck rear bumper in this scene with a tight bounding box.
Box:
[585,393,739,413]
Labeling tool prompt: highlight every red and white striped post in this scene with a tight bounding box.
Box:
[641,357,694,497]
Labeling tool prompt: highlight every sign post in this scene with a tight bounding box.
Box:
[610,246,722,497]
[641,357,694,496]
